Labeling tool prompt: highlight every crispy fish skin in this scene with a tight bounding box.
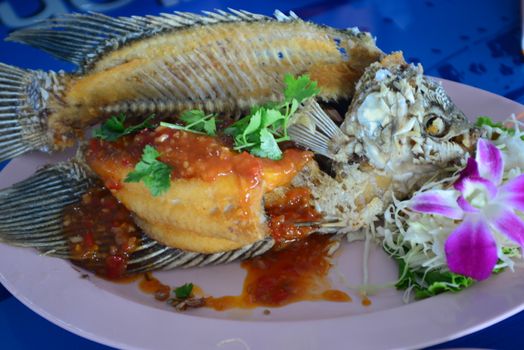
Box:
[93,166,268,254]
[0,10,383,162]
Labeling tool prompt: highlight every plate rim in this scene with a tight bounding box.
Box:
[1,79,524,350]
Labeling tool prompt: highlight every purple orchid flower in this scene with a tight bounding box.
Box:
[409,138,524,280]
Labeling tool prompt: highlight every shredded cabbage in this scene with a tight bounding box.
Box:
[379,115,524,300]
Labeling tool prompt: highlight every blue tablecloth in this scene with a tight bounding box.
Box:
[0,1,523,349]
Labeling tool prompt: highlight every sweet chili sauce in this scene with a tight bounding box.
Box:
[204,187,351,310]
[64,184,351,309]
[63,187,142,279]
[265,187,323,246]
[86,128,312,198]
[205,235,351,311]
[65,128,351,308]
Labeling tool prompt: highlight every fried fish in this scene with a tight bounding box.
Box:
[0,9,383,162]
[0,50,477,277]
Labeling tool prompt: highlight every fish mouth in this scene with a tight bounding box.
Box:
[448,126,481,154]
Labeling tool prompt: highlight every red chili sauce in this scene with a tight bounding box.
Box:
[63,187,141,279]
[205,235,351,311]
[64,186,349,308]
[85,128,312,229]
[266,187,323,246]
[66,128,349,307]
[86,128,311,187]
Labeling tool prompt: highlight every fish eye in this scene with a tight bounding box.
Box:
[425,114,449,137]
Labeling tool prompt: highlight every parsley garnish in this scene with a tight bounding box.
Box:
[124,145,172,196]
[160,110,217,136]
[94,113,154,141]
[174,283,193,299]
[225,74,320,160]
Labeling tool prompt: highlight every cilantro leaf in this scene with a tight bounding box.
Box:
[203,118,217,136]
[174,283,193,299]
[261,109,285,129]
[161,110,216,136]
[180,110,206,124]
[283,73,321,104]
[94,114,154,141]
[250,128,283,160]
[240,109,263,145]
[225,74,319,159]
[124,145,172,196]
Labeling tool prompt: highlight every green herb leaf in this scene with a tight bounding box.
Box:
[283,73,321,104]
[250,128,283,160]
[243,109,263,138]
[174,283,193,299]
[124,145,172,196]
[161,110,217,136]
[261,108,285,129]
[203,118,217,136]
[475,116,517,136]
[225,74,319,159]
[394,257,474,300]
[94,114,154,141]
[179,110,206,124]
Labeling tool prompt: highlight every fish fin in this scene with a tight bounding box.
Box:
[7,9,297,72]
[0,161,94,257]
[127,236,274,274]
[0,63,62,162]
[273,9,300,21]
[289,100,347,159]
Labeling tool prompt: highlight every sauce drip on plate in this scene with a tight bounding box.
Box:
[205,235,351,310]
[64,186,351,309]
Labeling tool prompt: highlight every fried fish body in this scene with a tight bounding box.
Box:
[0,9,383,162]
[85,127,312,253]
[0,131,313,275]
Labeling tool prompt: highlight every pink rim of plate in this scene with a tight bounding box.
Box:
[1,79,524,350]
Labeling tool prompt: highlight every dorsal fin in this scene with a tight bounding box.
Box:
[6,9,298,73]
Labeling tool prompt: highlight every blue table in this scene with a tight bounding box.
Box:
[0,1,523,349]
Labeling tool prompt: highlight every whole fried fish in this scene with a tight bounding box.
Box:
[0,9,383,162]
[0,53,477,277]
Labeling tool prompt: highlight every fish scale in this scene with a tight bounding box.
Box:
[0,9,383,162]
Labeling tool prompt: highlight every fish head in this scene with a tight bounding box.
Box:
[337,53,479,193]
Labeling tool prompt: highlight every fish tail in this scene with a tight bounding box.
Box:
[0,161,94,257]
[0,62,63,162]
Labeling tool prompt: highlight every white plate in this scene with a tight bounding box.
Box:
[1,80,524,350]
